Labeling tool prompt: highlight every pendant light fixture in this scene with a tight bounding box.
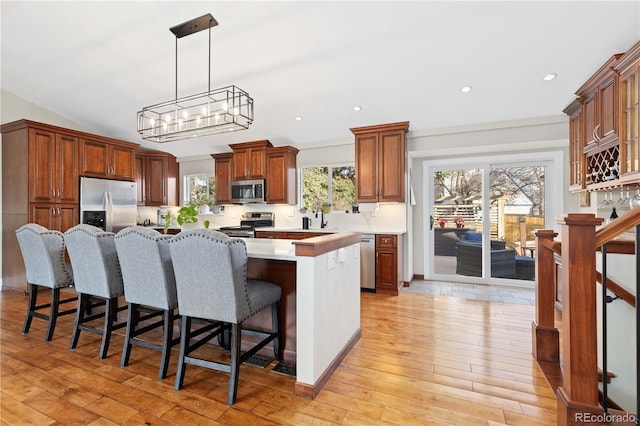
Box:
[137,14,253,142]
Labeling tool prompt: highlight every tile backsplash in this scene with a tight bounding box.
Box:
[136,203,407,233]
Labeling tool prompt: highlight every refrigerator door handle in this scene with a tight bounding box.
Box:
[104,191,112,232]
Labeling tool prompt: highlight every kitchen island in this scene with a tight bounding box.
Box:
[243,232,362,399]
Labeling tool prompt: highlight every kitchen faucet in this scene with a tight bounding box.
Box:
[315,209,328,229]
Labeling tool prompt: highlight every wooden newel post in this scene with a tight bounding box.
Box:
[556,213,603,425]
[532,229,559,362]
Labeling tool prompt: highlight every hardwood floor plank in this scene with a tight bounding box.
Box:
[433,365,556,399]
[86,417,121,426]
[21,389,101,424]
[123,374,229,419]
[216,407,282,425]
[313,389,386,419]
[381,404,490,426]
[366,385,507,424]
[161,404,223,425]
[471,381,557,410]
[0,392,56,425]
[0,287,558,425]
[252,401,339,425]
[83,396,140,424]
[1,375,51,402]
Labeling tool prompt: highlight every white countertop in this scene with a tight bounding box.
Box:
[245,238,297,261]
[264,227,406,236]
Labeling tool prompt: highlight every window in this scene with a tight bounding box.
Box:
[301,165,355,211]
[184,174,215,206]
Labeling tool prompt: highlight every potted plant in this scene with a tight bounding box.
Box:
[321,202,332,214]
[453,215,465,228]
[437,217,447,228]
[176,204,199,229]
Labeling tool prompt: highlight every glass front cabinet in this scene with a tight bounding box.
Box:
[564,40,640,192]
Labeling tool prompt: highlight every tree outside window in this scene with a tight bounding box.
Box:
[302,166,355,212]
[184,174,215,207]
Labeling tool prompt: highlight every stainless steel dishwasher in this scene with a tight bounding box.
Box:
[360,234,376,291]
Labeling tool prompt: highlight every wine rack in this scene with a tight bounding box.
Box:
[586,145,620,188]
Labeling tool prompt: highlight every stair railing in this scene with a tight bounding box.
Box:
[532,205,640,426]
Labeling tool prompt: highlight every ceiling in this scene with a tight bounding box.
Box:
[2,1,639,159]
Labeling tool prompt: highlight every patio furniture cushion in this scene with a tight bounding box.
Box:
[464,231,483,241]
[455,240,516,279]
[515,255,535,280]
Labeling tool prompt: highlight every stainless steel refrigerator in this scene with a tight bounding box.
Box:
[80,177,137,233]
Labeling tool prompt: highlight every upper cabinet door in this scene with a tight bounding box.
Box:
[378,130,405,202]
[230,140,272,180]
[266,146,298,204]
[137,151,179,207]
[352,121,408,203]
[110,145,136,181]
[354,133,379,202]
[28,129,79,204]
[135,155,145,205]
[28,128,56,203]
[56,133,79,203]
[563,99,585,191]
[577,54,622,154]
[213,153,233,204]
[231,147,250,180]
[79,138,110,177]
[145,155,168,206]
[616,41,640,183]
[79,138,136,181]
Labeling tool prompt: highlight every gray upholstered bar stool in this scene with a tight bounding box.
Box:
[64,224,126,359]
[114,226,180,379]
[168,229,282,405]
[15,223,77,341]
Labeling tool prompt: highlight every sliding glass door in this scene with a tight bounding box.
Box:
[424,153,559,287]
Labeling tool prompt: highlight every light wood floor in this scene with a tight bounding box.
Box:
[0,288,557,425]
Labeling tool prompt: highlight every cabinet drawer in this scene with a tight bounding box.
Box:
[255,231,283,239]
[376,234,397,248]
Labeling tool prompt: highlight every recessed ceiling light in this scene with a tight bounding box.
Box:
[461,86,472,93]
[353,106,362,111]
[295,116,303,121]
[543,73,557,81]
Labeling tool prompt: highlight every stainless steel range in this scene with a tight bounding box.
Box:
[219,212,274,238]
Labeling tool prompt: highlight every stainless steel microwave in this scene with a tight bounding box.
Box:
[230,179,266,203]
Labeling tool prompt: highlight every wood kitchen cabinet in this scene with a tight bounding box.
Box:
[266,146,298,204]
[578,54,622,154]
[28,128,79,204]
[212,153,233,204]
[229,140,272,180]
[79,137,136,181]
[31,203,78,233]
[616,40,640,182]
[564,41,640,191]
[135,154,145,205]
[214,141,298,205]
[563,99,586,191]
[350,121,409,203]
[255,231,331,239]
[255,231,284,239]
[135,151,179,206]
[375,234,404,296]
[1,119,140,291]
